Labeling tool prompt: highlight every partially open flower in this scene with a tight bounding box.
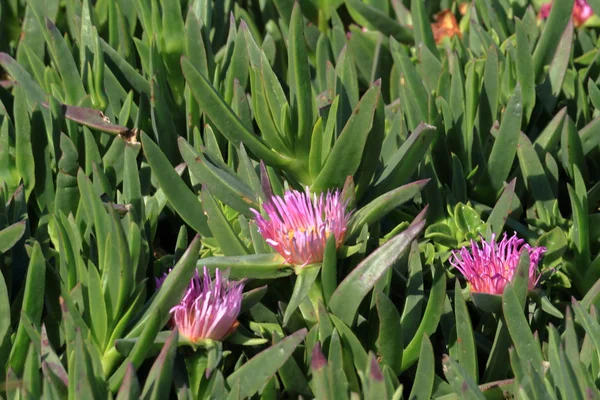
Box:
[252,188,352,266]
[158,267,244,343]
[450,233,546,295]
[539,0,593,27]
[432,10,462,44]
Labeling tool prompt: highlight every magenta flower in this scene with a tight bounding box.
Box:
[539,0,593,27]
[157,267,244,343]
[252,188,352,266]
[450,233,546,295]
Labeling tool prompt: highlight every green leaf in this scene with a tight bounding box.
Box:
[284,266,321,325]
[347,179,429,239]
[477,85,522,198]
[560,117,587,182]
[390,38,429,124]
[272,331,312,397]
[0,53,47,108]
[288,3,314,156]
[502,284,544,376]
[532,0,574,80]
[329,216,426,325]
[109,309,162,392]
[569,181,592,289]
[140,329,179,400]
[200,187,249,256]
[116,364,141,400]
[321,234,338,306]
[87,262,108,350]
[179,138,258,217]
[226,329,307,398]
[401,241,424,344]
[408,334,435,400]
[517,133,553,224]
[375,291,402,374]
[200,253,293,280]
[442,356,485,399]
[345,0,413,43]
[486,179,517,238]
[515,19,535,123]
[581,116,600,156]
[101,39,151,95]
[0,221,26,253]
[401,261,446,372]
[181,57,296,173]
[43,18,87,104]
[410,0,438,58]
[0,272,11,371]
[8,241,46,375]
[14,86,36,199]
[23,343,41,399]
[312,81,381,191]
[329,314,368,372]
[371,123,436,198]
[454,280,478,383]
[141,132,210,236]
[310,342,334,400]
[69,330,102,399]
[101,235,201,376]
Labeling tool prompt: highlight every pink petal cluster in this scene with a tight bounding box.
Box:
[450,233,546,295]
[252,188,352,266]
[157,267,244,342]
[539,0,593,27]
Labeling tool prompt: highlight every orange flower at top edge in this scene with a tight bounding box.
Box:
[458,3,469,16]
[432,10,462,44]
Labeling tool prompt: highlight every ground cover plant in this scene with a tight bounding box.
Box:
[1,0,600,398]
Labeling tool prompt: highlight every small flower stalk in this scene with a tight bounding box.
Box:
[252,187,352,266]
[157,267,244,343]
[539,0,593,27]
[450,233,546,295]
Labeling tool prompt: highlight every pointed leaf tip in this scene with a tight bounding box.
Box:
[311,342,327,370]
[370,357,384,381]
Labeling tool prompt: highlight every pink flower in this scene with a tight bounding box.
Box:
[252,188,352,266]
[159,267,244,343]
[450,233,546,295]
[539,0,593,27]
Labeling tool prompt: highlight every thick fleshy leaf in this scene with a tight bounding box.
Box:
[454,280,478,383]
[225,329,307,398]
[312,81,381,191]
[8,241,46,375]
[347,179,429,239]
[0,221,26,253]
[140,329,179,400]
[329,215,426,325]
[408,334,435,400]
[199,253,293,280]
[141,132,210,236]
[502,284,545,376]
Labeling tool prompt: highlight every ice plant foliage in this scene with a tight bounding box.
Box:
[539,0,593,27]
[157,267,244,343]
[252,188,352,266]
[450,233,546,295]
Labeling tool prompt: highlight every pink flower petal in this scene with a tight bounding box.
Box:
[450,233,546,295]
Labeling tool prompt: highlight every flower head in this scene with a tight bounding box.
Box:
[431,10,462,44]
[159,267,244,343]
[450,233,546,295]
[539,0,593,27]
[252,187,352,266]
